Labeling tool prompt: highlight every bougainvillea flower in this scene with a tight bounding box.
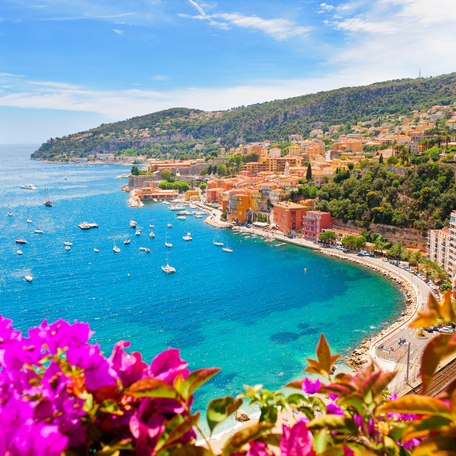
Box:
[302,378,320,395]
[147,348,189,384]
[280,420,316,456]
[109,341,147,388]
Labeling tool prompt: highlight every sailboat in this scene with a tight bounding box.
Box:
[161,252,176,273]
[43,187,52,207]
[113,241,120,253]
[165,229,172,248]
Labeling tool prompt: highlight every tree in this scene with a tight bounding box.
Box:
[208,164,213,175]
[217,164,227,176]
[319,230,336,243]
[131,165,140,176]
[306,163,312,181]
[161,169,174,182]
[379,153,384,164]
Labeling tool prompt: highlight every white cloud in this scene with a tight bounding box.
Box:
[113,28,124,35]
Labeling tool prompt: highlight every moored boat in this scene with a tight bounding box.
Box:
[34,229,44,234]
[17,249,23,255]
[63,241,73,246]
[113,244,120,253]
[161,264,176,273]
[78,222,98,230]
[139,247,151,253]
[123,239,131,245]
[93,248,99,253]
[24,274,33,282]
[16,239,27,244]
[130,219,137,228]
[222,247,233,253]
[182,232,192,241]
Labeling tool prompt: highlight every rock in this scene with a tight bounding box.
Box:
[235,410,250,422]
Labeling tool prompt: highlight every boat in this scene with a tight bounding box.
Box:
[135,229,141,236]
[149,232,155,238]
[6,211,13,217]
[16,239,27,245]
[43,187,52,207]
[213,240,224,247]
[78,222,98,230]
[195,214,204,218]
[113,244,120,253]
[123,239,131,245]
[24,274,33,282]
[177,216,186,220]
[130,219,137,228]
[34,229,44,234]
[63,241,73,246]
[20,184,37,190]
[165,242,173,248]
[26,218,32,224]
[222,247,233,253]
[167,223,172,228]
[161,264,176,274]
[274,242,286,247]
[169,204,185,211]
[149,224,155,229]
[93,248,99,253]
[182,232,192,241]
[161,252,176,273]
[65,245,71,251]
[139,247,151,253]
[17,249,23,255]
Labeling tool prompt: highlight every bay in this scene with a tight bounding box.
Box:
[0,144,403,410]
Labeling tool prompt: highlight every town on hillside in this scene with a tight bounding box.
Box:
[122,105,456,291]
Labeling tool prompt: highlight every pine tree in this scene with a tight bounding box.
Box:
[306,163,312,181]
[379,153,384,164]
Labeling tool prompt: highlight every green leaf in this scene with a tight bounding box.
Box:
[286,393,306,405]
[168,445,212,456]
[312,429,330,454]
[178,368,220,400]
[377,395,451,418]
[222,422,273,456]
[124,378,178,399]
[157,413,200,452]
[207,396,243,434]
[307,414,348,431]
[259,405,278,423]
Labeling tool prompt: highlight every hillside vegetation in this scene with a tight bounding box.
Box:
[32,73,456,160]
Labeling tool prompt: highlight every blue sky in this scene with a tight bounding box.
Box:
[1,0,455,143]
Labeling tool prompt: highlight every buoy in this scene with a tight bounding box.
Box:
[304,268,307,272]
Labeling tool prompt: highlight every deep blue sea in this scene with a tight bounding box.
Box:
[0,144,403,413]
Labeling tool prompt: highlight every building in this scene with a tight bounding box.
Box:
[303,211,332,241]
[272,201,307,234]
[138,183,179,201]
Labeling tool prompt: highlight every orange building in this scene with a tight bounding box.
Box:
[272,201,308,234]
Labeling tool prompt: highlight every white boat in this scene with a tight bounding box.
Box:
[63,241,73,246]
[195,214,203,218]
[93,248,99,253]
[169,204,185,211]
[177,216,186,220]
[149,224,155,229]
[113,245,120,253]
[34,229,44,234]
[78,222,98,230]
[65,245,71,251]
[213,240,224,247]
[274,242,286,247]
[24,274,33,282]
[167,223,172,228]
[135,230,141,236]
[20,184,37,190]
[182,232,192,241]
[123,239,131,245]
[139,247,151,253]
[17,249,23,255]
[165,242,173,248]
[222,247,233,253]
[130,219,137,228]
[161,264,176,274]
[16,239,27,245]
[6,211,13,217]
[26,218,32,224]
[43,187,52,207]
[149,232,155,238]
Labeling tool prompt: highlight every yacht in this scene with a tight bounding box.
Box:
[93,248,100,253]
[222,247,234,253]
[17,249,23,255]
[20,184,37,190]
[130,219,137,228]
[177,215,186,220]
[16,239,28,245]
[165,242,173,248]
[139,247,151,253]
[213,240,224,247]
[43,187,52,207]
[63,241,73,246]
[78,222,98,230]
[161,264,176,274]
[24,274,33,282]
[34,229,44,234]
[182,232,192,241]
[123,239,131,245]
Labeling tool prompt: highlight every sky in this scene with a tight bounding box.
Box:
[0,0,455,144]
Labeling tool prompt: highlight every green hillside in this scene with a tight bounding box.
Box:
[32,73,456,160]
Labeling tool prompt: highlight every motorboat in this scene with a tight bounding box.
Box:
[113,245,120,253]
[195,214,204,218]
[123,239,131,245]
[213,241,224,247]
[16,239,27,245]
[161,264,176,274]
[169,204,185,211]
[222,247,234,253]
[130,220,137,228]
[63,241,73,246]
[24,274,33,282]
[167,223,172,228]
[149,232,155,238]
[139,247,151,253]
[165,242,173,248]
[182,232,192,241]
[78,222,98,230]
[26,218,32,224]
[177,216,186,220]
[65,245,71,251]
[17,249,23,255]
[93,248,99,253]
[135,230,141,236]
[149,224,155,229]
[34,229,44,234]
[20,184,37,190]
[6,211,13,217]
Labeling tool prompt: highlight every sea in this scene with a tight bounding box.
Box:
[0,144,403,420]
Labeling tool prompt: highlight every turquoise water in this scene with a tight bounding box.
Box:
[0,144,403,411]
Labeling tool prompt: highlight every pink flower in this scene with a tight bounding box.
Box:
[246,441,274,456]
[302,378,320,395]
[147,348,189,384]
[109,341,147,388]
[326,403,344,416]
[280,420,316,456]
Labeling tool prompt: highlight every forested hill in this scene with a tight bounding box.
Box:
[32,73,456,160]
